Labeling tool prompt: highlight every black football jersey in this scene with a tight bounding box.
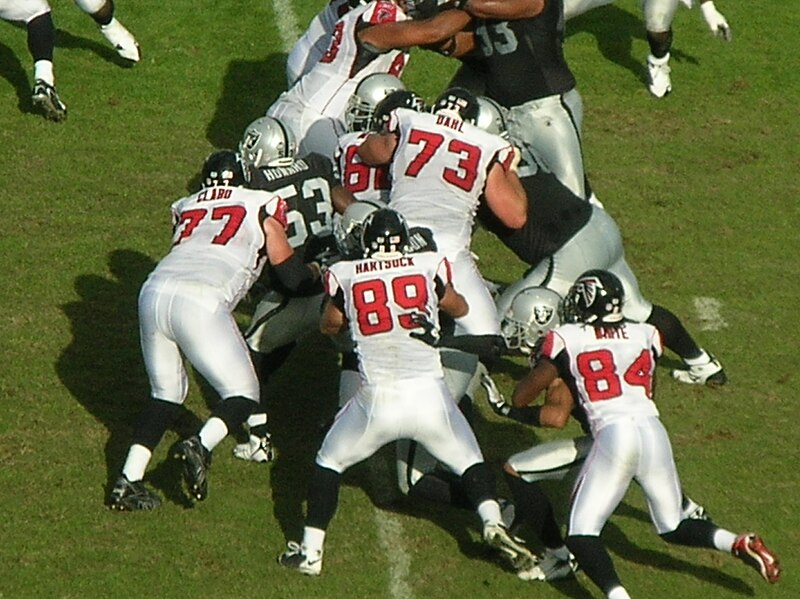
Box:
[470,0,576,107]
[476,170,591,266]
[250,153,339,254]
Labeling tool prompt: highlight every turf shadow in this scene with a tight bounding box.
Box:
[56,248,204,506]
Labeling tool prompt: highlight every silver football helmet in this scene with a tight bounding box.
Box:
[501,287,562,354]
[333,201,385,259]
[238,116,297,169]
[345,74,407,133]
[475,96,508,137]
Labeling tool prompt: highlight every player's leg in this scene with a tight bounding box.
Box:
[639,417,782,583]
[643,0,680,97]
[73,0,140,62]
[12,1,68,121]
[563,0,616,21]
[506,91,588,200]
[566,424,638,598]
[503,436,590,580]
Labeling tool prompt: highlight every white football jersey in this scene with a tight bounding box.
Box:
[540,321,663,434]
[325,251,453,383]
[286,0,354,87]
[336,131,391,204]
[275,1,409,128]
[386,108,516,253]
[145,186,283,310]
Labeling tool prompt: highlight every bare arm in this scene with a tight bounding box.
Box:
[539,378,575,428]
[332,184,356,214]
[358,9,472,51]
[263,216,294,264]
[512,358,558,407]
[483,161,527,229]
[439,282,469,318]
[462,0,545,19]
[358,132,397,166]
[320,298,347,336]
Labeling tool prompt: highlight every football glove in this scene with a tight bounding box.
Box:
[700,1,732,41]
[409,312,440,347]
[480,373,513,418]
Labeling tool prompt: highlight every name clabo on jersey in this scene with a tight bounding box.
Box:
[355,256,415,274]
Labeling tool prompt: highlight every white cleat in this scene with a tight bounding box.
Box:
[672,356,727,387]
[517,546,578,581]
[233,433,275,463]
[646,53,672,98]
[101,19,141,63]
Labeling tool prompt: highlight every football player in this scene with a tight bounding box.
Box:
[438,0,595,203]
[231,116,356,463]
[277,208,535,575]
[564,0,731,97]
[267,0,471,159]
[1,0,138,121]
[359,86,527,346]
[506,270,780,596]
[107,150,323,510]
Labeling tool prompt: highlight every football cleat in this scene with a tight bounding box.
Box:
[498,497,516,530]
[672,356,727,387]
[646,53,672,98]
[100,20,141,63]
[31,80,67,122]
[517,546,578,581]
[732,533,780,584]
[232,433,275,463]
[681,496,710,521]
[107,475,161,511]
[174,436,212,501]
[483,523,536,570]
[277,541,323,576]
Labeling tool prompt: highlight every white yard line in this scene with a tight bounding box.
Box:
[271,0,302,50]
[369,456,415,599]
[693,296,728,331]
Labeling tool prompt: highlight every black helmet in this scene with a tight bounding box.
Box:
[373,90,427,130]
[201,150,250,188]
[561,270,625,325]
[431,87,480,124]
[360,208,411,258]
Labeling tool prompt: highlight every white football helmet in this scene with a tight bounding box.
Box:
[333,201,385,259]
[239,116,297,168]
[501,287,562,354]
[475,96,508,137]
[345,74,407,133]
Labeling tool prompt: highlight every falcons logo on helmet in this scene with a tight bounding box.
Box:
[576,276,602,308]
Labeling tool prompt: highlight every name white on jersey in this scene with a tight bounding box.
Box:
[325,251,452,383]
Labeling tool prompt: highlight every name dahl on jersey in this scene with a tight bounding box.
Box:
[355,256,415,273]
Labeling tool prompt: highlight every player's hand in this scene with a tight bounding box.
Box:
[480,373,513,417]
[409,312,440,347]
[701,1,732,41]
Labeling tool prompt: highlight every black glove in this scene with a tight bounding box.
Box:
[409,312,440,347]
[303,233,339,266]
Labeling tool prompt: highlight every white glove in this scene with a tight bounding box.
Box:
[701,1,732,41]
[481,373,513,417]
[679,0,692,8]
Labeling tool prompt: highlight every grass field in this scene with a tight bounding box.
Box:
[0,1,797,597]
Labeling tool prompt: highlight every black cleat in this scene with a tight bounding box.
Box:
[32,79,67,122]
[174,436,212,501]
[107,475,161,511]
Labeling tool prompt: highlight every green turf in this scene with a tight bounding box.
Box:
[0,1,796,597]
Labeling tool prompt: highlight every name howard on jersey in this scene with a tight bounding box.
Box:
[261,160,313,182]
[355,256,415,273]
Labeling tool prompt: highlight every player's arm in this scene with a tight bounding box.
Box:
[483,161,527,229]
[439,282,468,318]
[320,297,347,336]
[457,0,545,19]
[512,357,557,407]
[510,359,575,428]
[358,8,472,52]
[358,131,397,165]
[264,216,322,293]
